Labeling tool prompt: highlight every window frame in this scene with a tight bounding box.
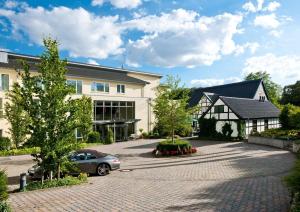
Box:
[0,74,9,91]
[91,82,110,93]
[67,79,82,94]
[214,105,224,113]
[117,84,125,94]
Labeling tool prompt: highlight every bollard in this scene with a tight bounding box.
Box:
[20,173,27,190]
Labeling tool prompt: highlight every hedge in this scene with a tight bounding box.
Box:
[253,129,300,141]
[0,147,41,157]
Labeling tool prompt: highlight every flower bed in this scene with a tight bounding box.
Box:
[253,129,300,141]
[153,139,197,156]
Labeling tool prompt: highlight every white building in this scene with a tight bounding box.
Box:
[189,79,280,137]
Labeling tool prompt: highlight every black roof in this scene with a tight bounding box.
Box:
[189,79,264,107]
[0,52,162,85]
[220,96,280,119]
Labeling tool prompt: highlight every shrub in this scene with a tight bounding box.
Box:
[222,123,233,138]
[0,170,8,203]
[142,132,148,138]
[257,129,300,140]
[0,138,11,151]
[104,128,114,144]
[237,120,246,140]
[156,139,191,153]
[23,175,87,191]
[280,104,300,129]
[0,201,11,212]
[198,118,217,137]
[87,131,101,143]
[0,147,40,156]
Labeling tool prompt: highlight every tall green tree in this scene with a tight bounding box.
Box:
[245,71,282,104]
[5,84,29,149]
[153,76,193,143]
[281,81,300,106]
[13,38,92,178]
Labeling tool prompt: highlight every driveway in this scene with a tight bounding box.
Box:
[7,139,296,211]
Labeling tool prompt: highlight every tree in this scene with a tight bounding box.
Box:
[4,83,29,149]
[281,81,300,106]
[153,76,194,143]
[245,71,282,104]
[13,38,93,178]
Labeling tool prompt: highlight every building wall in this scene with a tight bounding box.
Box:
[0,65,160,137]
[253,82,268,101]
[245,118,280,136]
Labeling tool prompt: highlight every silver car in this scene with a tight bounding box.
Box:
[28,149,121,177]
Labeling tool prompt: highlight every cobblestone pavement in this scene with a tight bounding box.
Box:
[8,139,296,212]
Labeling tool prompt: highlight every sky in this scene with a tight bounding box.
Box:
[0,0,299,88]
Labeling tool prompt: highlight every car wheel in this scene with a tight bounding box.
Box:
[97,163,110,176]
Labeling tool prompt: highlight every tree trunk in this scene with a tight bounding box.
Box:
[57,162,61,179]
[172,128,174,144]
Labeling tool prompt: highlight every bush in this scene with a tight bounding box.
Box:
[222,123,233,138]
[0,170,8,202]
[142,132,148,138]
[104,128,114,144]
[23,175,87,191]
[237,120,246,140]
[0,201,11,212]
[87,131,101,143]
[0,138,11,151]
[256,129,300,140]
[156,140,192,152]
[280,104,300,129]
[0,147,40,156]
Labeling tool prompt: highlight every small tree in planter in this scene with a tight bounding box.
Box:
[153,76,194,143]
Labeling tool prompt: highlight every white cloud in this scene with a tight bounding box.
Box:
[264,1,281,12]
[243,53,300,86]
[191,77,241,87]
[4,0,28,9]
[254,13,280,29]
[0,6,124,59]
[242,0,280,13]
[91,0,142,9]
[87,59,99,65]
[124,10,254,68]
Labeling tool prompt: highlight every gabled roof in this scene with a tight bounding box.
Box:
[219,96,280,119]
[189,79,265,107]
[0,51,162,85]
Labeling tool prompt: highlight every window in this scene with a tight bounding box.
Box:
[67,80,82,94]
[214,105,224,113]
[75,128,83,139]
[86,153,97,160]
[0,74,9,91]
[91,82,109,92]
[264,119,269,130]
[94,101,135,121]
[117,84,125,94]
[0,98,3,119]
[74,153,86,161]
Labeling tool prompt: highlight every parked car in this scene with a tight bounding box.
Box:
[28,149,120,178]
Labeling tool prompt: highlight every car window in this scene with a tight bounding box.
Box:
[86,153,97,160]
[75,153,86,161]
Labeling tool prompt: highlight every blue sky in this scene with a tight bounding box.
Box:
[0,0,299,87]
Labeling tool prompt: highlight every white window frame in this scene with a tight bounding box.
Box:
[91,82,109,93]
[117,84,125,94]
[67,80,82,94]
[0,74,9,91]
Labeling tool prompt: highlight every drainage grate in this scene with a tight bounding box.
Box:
[119,169,133,172]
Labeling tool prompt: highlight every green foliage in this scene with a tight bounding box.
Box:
[142,132,148,138]
[153,75,194,143]
[222,123,233,138]
[0,201,11,212]
[279,104,300,129]
[237,120,246,139]
[0,138,11,151]
[156,139,191,152]
[198,118,217,137]
[23,175,87,191]
[5,83,29,149]
[12,38,93,177]
[281,81,300,106]
[75,96,93,141]
[284,159,300,211]
[0,170,8,201]
[245,71,282,104]
[105,128,114,144]
[87,131,101,143]
[255,129,300,140]
[0,147,40,156]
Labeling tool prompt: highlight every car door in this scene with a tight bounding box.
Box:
[85,153,98,173]
[73,153,89,173]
